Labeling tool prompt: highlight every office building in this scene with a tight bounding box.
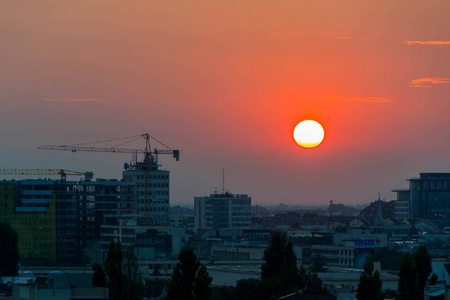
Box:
[194,192,251,231]
[0,178,135,264]
[393,189,410,220]
[393,173,450,225]
[122,155,170,226]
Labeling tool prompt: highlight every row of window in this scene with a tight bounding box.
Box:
[136,174,169,180]
[137,183,169,188]
[139,191,169,196]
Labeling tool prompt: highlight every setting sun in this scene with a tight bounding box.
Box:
[293,120,325,148]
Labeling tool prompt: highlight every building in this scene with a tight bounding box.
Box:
[0,177,135,264]
[359,199,395,225]
[76,179,135,249]
[393,189,410,220]
[0,180,57,262]
[393,173,450,226]
[122,155,170,226]
[135,229,172,259]
[194,192,251,231]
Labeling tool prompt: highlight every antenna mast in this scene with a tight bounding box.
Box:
[222,168,225,194]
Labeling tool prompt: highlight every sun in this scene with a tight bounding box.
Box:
[293,120,325,148]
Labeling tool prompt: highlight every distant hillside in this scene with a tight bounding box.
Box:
[326,203,360,217]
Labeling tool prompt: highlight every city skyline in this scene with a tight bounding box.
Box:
[1,1,449,206]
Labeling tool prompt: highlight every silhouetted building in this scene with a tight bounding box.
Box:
[0,178,134,264]
[393,189,410,220]
[394,173,450,226]
[122,155,170,226]
[194,192,251,231]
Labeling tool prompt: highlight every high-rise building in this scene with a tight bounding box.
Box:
[0,180,57,262]
[393,173,450,225]
[194,192,251,231]
[0,178,135,264]
[122,155,170,227]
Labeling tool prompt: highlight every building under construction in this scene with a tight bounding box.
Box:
[122,154,170,226]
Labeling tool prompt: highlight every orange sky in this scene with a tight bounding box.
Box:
[1,1,449,206]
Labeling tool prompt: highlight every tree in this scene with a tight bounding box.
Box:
[122,247,144,300]
[145,278,169,299]
[415,245,432,293]
[104,241,123,300]
[397,253,417,300]
[234,278,265,300]
[92,263,107,287]
[429,273,438,286]
[371,247,403,271]
[397,246,433,300]
[356,259,382,300]
[0,222,19,276]
[303,269,328,295]
[261,233,299,290]
[167,248,212,300]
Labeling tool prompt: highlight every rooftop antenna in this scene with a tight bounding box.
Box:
[330,200,333,218]
[222,168,225,194]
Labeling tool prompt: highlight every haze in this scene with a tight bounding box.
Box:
[1,1,449,206]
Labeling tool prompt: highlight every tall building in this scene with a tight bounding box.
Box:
[122,155,170,226]
[0,180,57,262]
[194,192,251,231]
[76,179,135,250]
[393,173,450,225]
[0,177,135,264]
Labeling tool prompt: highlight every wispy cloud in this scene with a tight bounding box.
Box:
[409,78,450,88]
[404,41,450,45]
[42,98,103,102]
[327,96,392,103]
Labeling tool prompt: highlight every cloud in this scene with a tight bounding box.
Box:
[42,98,103,102]
[409,78,450,88]
[404,41,450,45]
[327,96,392,103]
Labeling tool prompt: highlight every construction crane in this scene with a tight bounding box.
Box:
[38,133,180,162]
[38,133,180,224]
[0,169,94,180]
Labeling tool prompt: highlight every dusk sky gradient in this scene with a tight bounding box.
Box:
[1,1,449,206]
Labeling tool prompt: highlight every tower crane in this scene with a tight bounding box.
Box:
[38,133,180,224]
[0,169,94,180]
[38,133,180,162]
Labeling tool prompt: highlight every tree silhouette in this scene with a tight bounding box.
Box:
[122,247,144,300]
[167,248,212,300]
[0,222,19,276]
[104,241,123,300]
[397,246,432,300]
[262,233,299,290]
[356,259,382,300]
[92,263,107,287]
[415,245,432,294]
[234,233,329,299]
[398,253,417,300]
